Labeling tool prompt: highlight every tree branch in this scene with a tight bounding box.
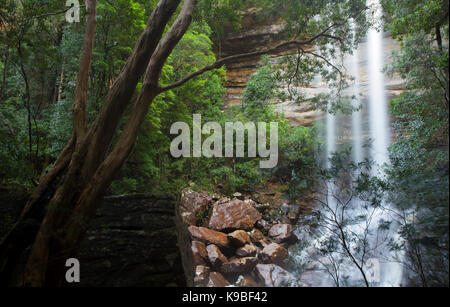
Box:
[159,7,367,93]
[25,5,86,22]
[159,23,348,93]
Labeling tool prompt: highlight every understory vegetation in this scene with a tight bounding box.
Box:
[0,1,318,199]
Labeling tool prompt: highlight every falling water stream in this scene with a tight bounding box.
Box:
[293,0,404,287]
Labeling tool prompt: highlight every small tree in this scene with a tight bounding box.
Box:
[303,149,391,287]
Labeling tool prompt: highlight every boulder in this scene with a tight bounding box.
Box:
[180,189,212,226]
[194,265,210,286]
[260,243,288,264]
[249,229,265,243]
[209,200,262,231]
[220,257,258,274]
[236,274,259,287]
[191,241,208,265]
[228,230,251,247]
[256,264,300,287]
[268,224,296,244]
[236,244,257,257]
[206,244,228,268]
[207,272,230,287]
[188,226,230,248]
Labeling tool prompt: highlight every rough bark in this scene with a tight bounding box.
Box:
[72,0,97,140]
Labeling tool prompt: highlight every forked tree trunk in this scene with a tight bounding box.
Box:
[0,0,195,287]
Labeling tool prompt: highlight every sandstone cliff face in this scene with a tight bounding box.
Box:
[214,10,288,108]
[214,11,403,127]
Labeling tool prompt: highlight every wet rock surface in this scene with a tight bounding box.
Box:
[249,229,265,243]
[78,194,185,287]
[221,257,258,274]
[176,188,304,287]
[236,274,259,287]
[180,190,212,226]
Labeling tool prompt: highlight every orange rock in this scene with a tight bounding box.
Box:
[180,189,212,226]
[260,243,288,264]
[188,226,230,248]
[191,240,208,265]
[209,200,262,231]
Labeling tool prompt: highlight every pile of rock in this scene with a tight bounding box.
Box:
[176,189,303,287]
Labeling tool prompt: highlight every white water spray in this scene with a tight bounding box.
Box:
[366,0,404,286]
[351,47,363,164]
[367,0,390,172]
[294,0,405,287]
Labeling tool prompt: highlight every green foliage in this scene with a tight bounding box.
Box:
[382,0,449,39]
[0,0,330,203]
[241,56,276,118]
[278,126,317,200]
[381,0,449,286]
[194,0,244,42]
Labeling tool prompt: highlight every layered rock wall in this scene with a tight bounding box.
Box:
[215,11,403,127]
[77,194,185,287]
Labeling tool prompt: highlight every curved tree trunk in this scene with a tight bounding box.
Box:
[0,0,191,287]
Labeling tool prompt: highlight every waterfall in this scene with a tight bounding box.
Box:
[326,108,336,169]
[351,47,363,164]
[347,0,404,286]
[366,0,404,286]
[367,0,390,172]
[294,0,405,287]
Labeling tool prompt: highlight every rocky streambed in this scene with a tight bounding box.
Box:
[176,189,307,287]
